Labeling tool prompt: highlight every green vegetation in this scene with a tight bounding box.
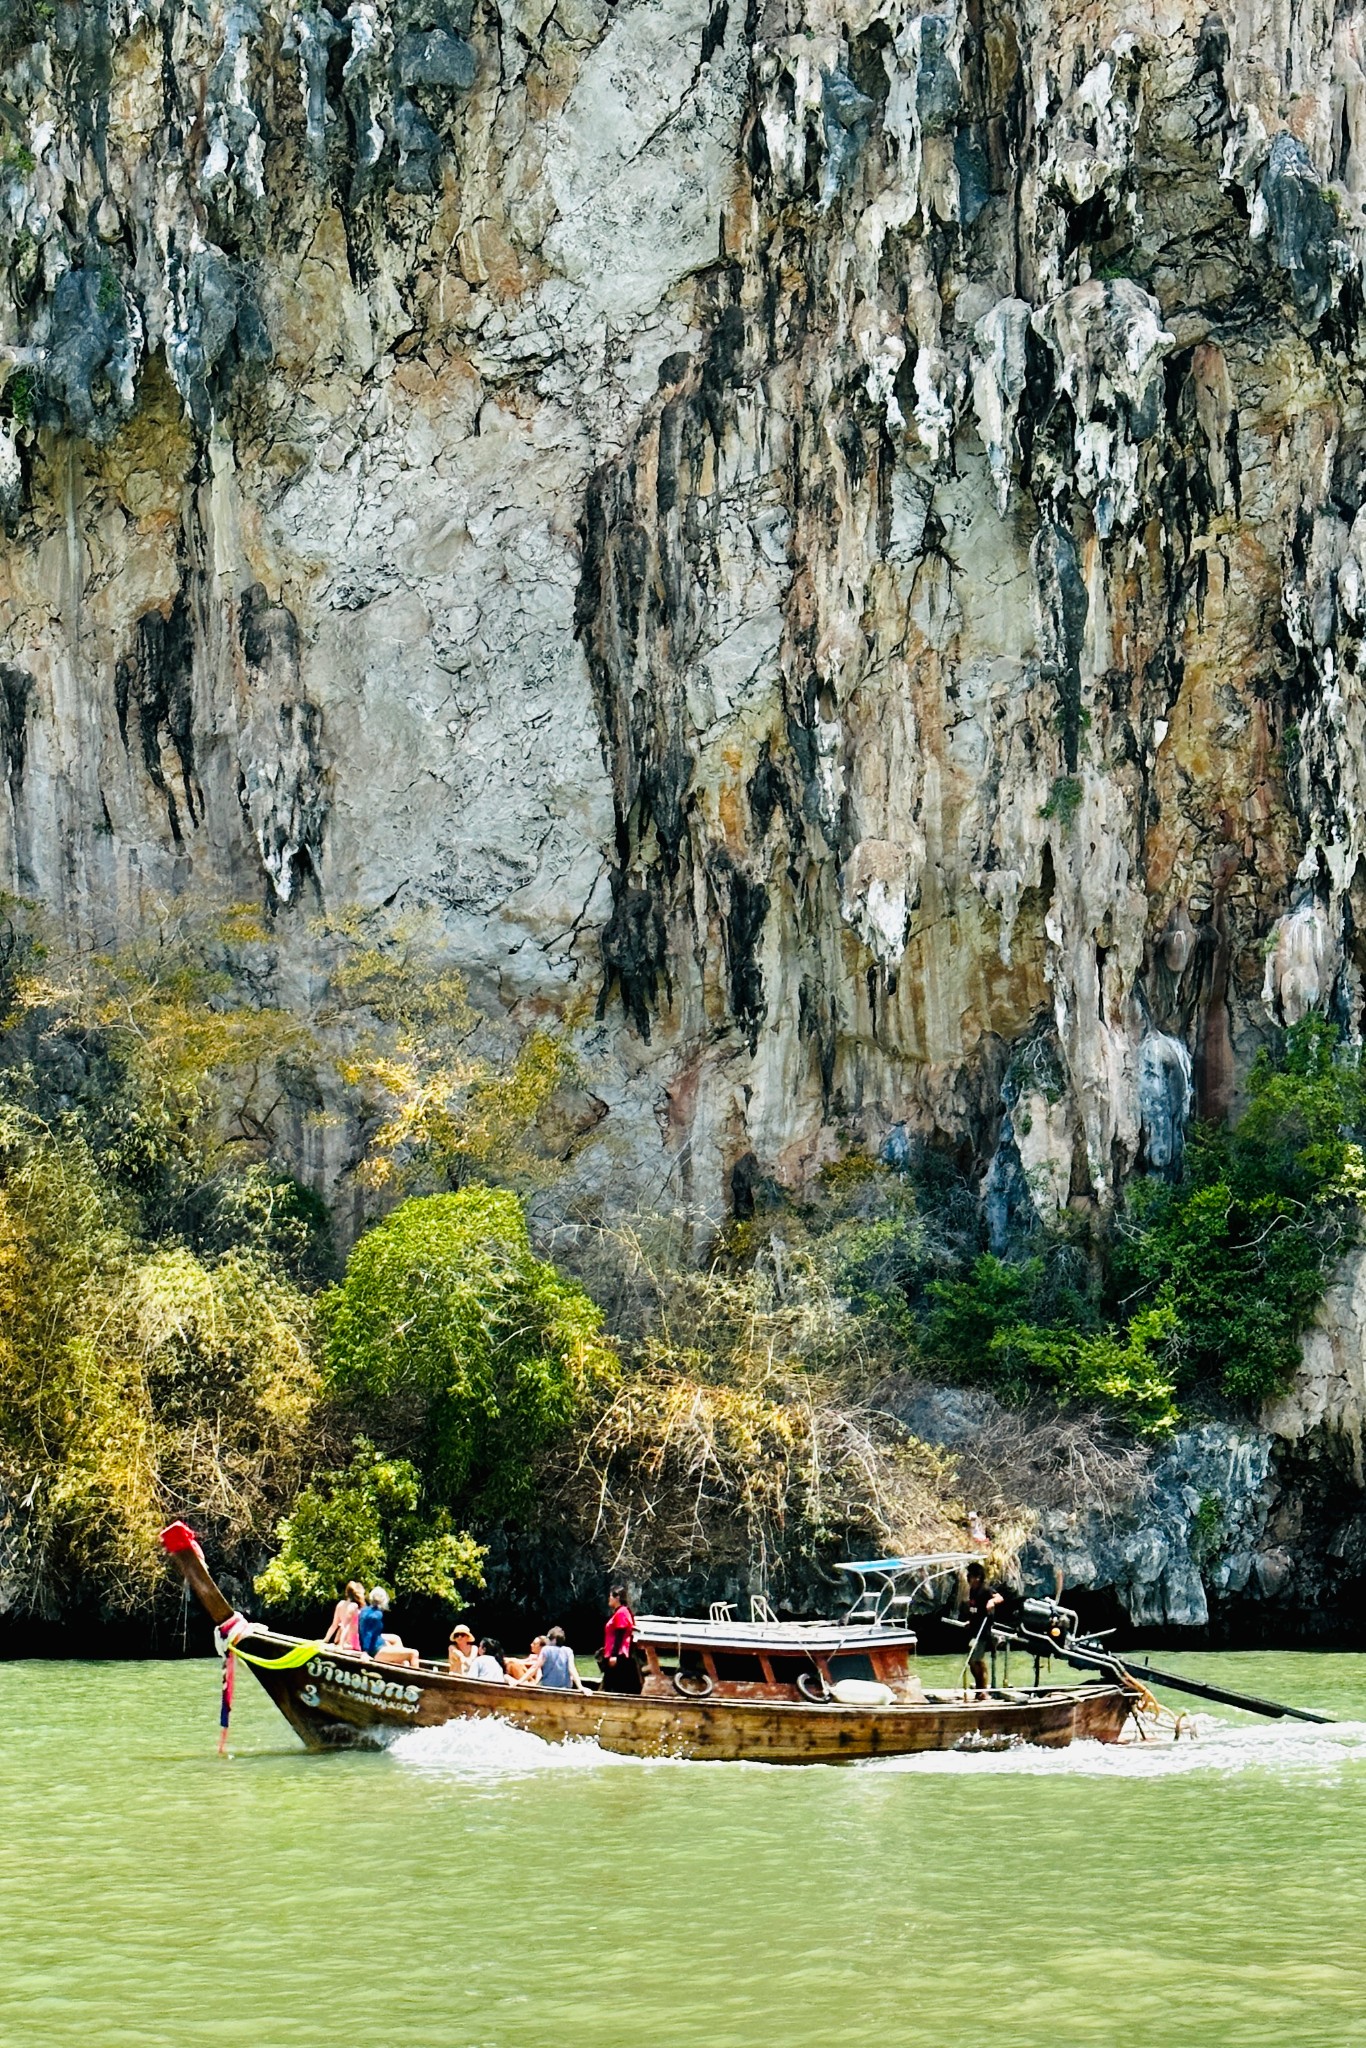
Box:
[1040,774,1084,826]
[1,367,33,440]
[879,1016,1366,1430]
[0,1109,318,1614]
[0,889,1360,1626]
[255,1441,486,1609]
[0,905,592,1620]
[1190,1493,1223,1563]
[321,1187,616,1519]
[928,1265,1179,1435]
[1116,1015,1364,1403]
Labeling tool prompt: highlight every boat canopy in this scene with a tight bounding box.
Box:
[633,1614,918,1654]
[837,1552,978,1625]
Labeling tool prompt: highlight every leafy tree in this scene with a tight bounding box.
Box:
[255,1440,485,1610]
[322,1187,617,1518]
[1117,1017,1365,1405]
[0,1114,318,1613]
[926,1254,1050,1373]
[922,1251,1177,1435]
[987,1306,1179,1436]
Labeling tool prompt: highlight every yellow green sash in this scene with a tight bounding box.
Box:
[229,1638,326,1671]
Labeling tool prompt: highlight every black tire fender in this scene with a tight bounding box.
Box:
[672,1668,714,1699]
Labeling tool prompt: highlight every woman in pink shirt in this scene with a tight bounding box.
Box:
[323,1580,366,1651]
[601,1583,641,1693]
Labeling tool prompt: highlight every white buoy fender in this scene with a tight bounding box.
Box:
[830,1678,895,1707]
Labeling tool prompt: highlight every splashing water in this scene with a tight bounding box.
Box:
[868,1714,1366,1779]
[387,1699,1366,1784]
[390,1714,637,1778]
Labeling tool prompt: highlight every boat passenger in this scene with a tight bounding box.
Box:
[538,1626,587,1692]
[358,1587,422,1669]
[324,1580,367,1651]
[470,1637,507,1681]
[961,1562,1005,1696]
[448,1623,477,1675]
[507,1635,547,1682]
[601,1584,641,1694]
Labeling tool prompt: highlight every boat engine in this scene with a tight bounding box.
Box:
[1015,1597,1079,1647]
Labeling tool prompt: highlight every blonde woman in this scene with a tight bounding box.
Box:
[323,1581,367,1651]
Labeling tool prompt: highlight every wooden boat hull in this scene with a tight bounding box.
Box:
[159,1530,1135,1761]
[236,1629,1135,1760]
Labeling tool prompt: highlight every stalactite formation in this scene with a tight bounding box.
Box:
[2,0,1366,1231]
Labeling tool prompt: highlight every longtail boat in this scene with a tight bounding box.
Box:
[162,1526,1139,1761]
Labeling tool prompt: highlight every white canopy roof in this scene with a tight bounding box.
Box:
[633,1615,916,1653]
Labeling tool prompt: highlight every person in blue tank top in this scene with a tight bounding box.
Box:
[538,1626,586,1691]
[358,1586,420,1668]
[357,1592,386,1657]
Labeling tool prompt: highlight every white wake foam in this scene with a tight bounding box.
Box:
[865,1715,1366,1778]
[389,1714,635,1778]
[388,1709,1366,1782]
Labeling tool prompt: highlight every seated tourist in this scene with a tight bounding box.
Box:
[448,1622,477,1674]
[358,1586,421,1670]
[538,1626,586,1692]
[507,1635,547,1682]
[469,1636,507,1681]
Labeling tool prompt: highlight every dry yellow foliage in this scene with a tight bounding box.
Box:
[0,1118,319,1614]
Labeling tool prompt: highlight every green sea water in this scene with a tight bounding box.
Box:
[4,1650,1365,2048]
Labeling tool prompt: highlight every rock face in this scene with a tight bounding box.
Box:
[1024,1425,1280,1634]
[897,1309,1366,1637]
[2,0,1366,1212]
[7,0,1366,1617]
[5,0,1366,1218]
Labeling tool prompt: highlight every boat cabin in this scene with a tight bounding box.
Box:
[632,1556,981,1704]
[634,1607,924,1703]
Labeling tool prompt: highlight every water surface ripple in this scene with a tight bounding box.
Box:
[4,1652,1364,2047]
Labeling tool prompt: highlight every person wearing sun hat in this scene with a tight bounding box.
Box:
[448,1622,476,1675]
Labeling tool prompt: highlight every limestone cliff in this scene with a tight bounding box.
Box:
[4,0,1365,1215]
[6,0,1366,1626]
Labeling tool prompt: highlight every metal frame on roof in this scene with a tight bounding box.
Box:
[837,1552,977,1627]
[632,1556,976,1654]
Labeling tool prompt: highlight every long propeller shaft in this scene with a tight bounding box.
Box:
[1001,1628,1335,1725]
